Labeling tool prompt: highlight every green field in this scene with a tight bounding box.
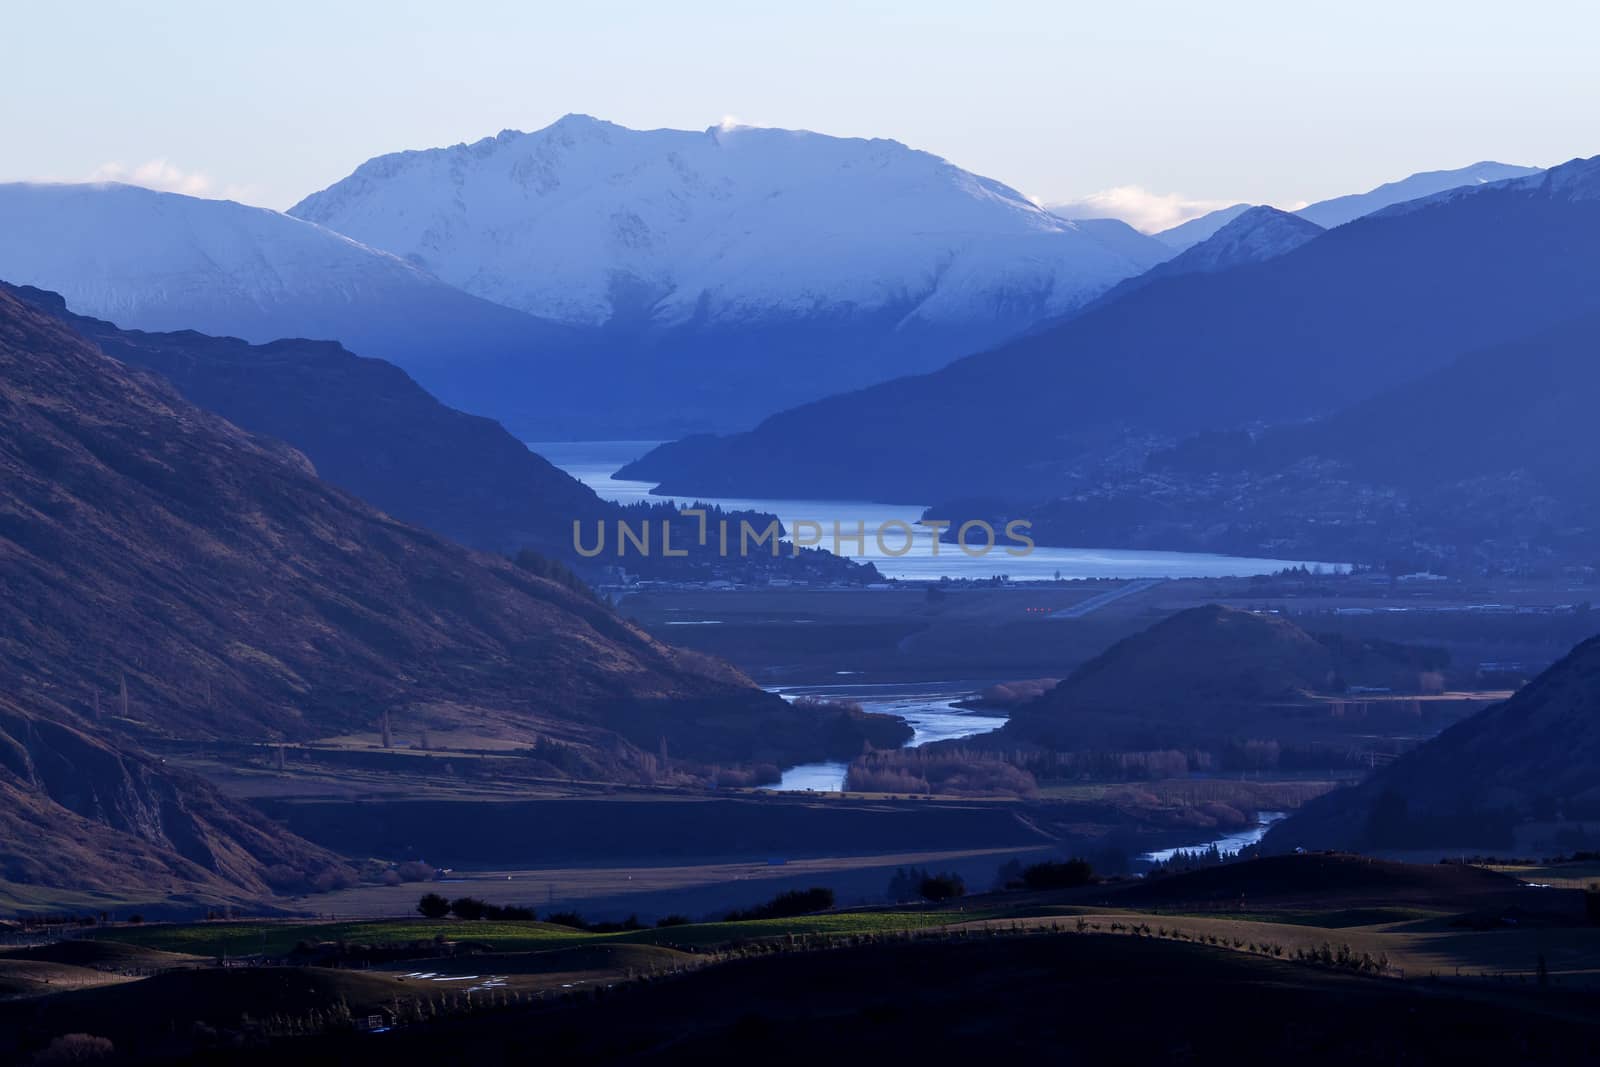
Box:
[91,908,971,959]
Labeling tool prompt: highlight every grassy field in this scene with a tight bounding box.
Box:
[89,907,975,959]
[86,895,1600,987]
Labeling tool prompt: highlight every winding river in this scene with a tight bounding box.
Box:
[760,680,1008,793]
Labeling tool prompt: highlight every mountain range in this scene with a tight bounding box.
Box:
[623,154,1600,525]
[286,115,1176,433]
[0,135,1547,443]
[1145,160,1541,250]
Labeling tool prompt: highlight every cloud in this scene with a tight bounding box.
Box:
[1044,185,1242,234]
[89,159,216,197]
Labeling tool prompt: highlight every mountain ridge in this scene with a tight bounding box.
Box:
[624,152,1600,508]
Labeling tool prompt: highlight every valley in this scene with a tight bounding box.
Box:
[4,20,1600,1060]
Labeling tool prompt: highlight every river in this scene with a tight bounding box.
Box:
[1139,811,1289,864]
[533,440,1340,582]
[758,680,1009,793]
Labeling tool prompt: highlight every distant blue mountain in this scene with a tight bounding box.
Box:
[625,154,1600,505]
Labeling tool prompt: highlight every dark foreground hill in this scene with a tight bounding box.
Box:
[0,288,891,901]
[1270,634,1600,852]
[32,935,1600,1065]
[1000,606,1449,750]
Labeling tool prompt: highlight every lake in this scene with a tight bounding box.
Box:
[532,440,1342,582]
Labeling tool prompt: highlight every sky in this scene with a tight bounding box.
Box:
[4,0,1597,230]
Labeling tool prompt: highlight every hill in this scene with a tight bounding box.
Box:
[0,694,345,907]
[0,287,893,901]
[624,154,1600,504]
[1000,606,1449,750]
[4,283,872,584]
[1013,310,1600,568]
[2,283,605,559]
[1269,633,1600,852]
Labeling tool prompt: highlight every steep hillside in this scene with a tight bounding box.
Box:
[1268,634,1600,852]
[4,283,606,559]
[0,287,873,764]
[0,695,342,907]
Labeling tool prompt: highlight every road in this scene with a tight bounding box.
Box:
[1049,578,1166,619]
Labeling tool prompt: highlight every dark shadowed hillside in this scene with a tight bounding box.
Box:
[4,282,606,559]
[1001,606,1449,750]
[3,283,873,587]
[1010,311,1600,567]
[0,283,889,777]
[1269,634,1600,852]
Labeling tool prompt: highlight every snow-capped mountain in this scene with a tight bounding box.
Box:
[289,115,1169,331]
[0,182,457,335]
[0,180,589,434]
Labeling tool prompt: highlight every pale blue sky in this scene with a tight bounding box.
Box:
[4,0,1595,227]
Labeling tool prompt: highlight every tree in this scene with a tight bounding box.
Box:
[450,896,487,920]
[417,892,450,919]
[919,873,966,901]
[1021,858,1095,890]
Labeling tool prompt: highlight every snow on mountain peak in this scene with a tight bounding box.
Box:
[289,117,1169,329]
[0,180,440,322]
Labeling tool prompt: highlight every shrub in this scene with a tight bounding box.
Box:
[396,860,436,883]
[33,1034,114,1063]
[450,897,487,920]
[1020,859,1095,890]
[656,914,692,928]
[918,873,966,901]
[417,892,451,919]
[725,887,835,922]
